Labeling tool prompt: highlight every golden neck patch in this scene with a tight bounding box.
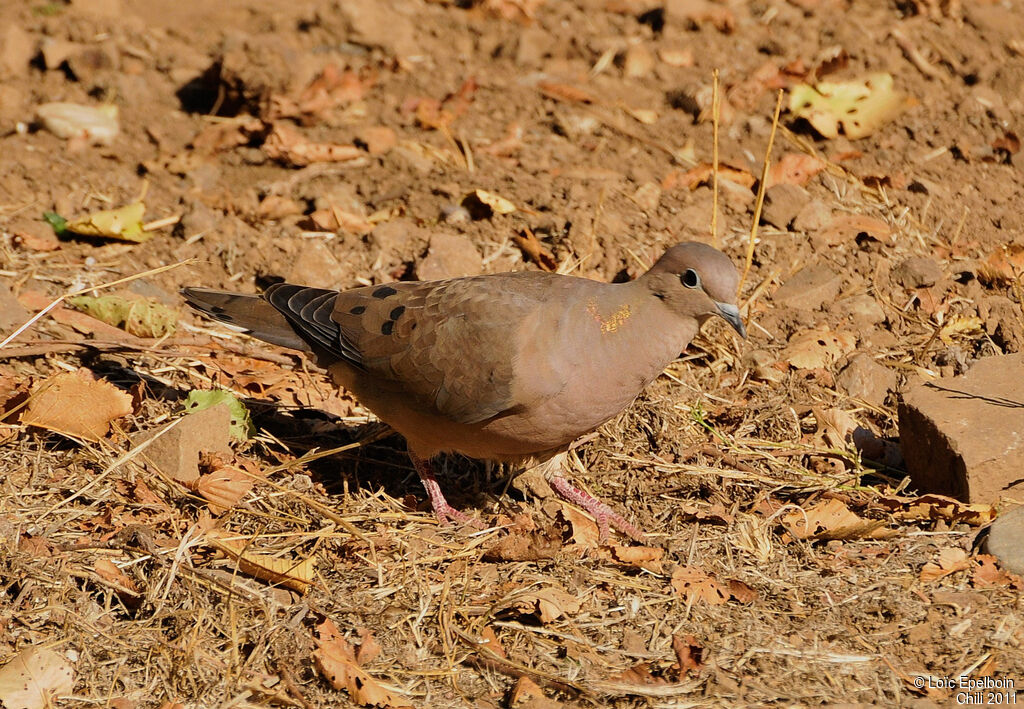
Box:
[587,299,631,334]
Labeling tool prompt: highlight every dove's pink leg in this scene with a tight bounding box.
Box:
[409,452,481,527]
[548,474,644,542]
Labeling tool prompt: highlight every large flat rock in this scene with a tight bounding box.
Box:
[899,353,1024,503]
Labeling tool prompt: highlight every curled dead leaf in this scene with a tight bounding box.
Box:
[875,494,996,526]
[263,123,364,167]
[205,528,315,593]
[503,587,583,623]
[512,230,557,271]
[971,554,1024,589]
[189,454,261,514]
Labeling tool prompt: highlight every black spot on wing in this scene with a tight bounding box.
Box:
[372,286,398,299]
[389,305,405,320]
[350,305,366,315]
[381,321,394,335]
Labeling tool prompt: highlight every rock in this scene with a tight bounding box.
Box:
[416,232,483,281]
[836,294,886,325]
[838,354,897,406]
[623,44,656,78]
[179,202,223,238]
[328,0,418,57]
[772,265,842,311]
[356,126,396,155]
[40,38,79,71]
[69,0,124,16]
[631,182,661,211]
[983,505,1024,576]
[979,295,1024,353]
[0,23,34,79]
[792,199,833,233]
[286,240,349,287]
[899,353,1024,503]
[66,44,119,84]
[892,256,943,289]
[761,183,809,230]
[0,281,28,333]
[515,27,551,67]
[132,405,232,483]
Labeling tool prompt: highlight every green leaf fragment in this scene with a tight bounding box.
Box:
[183,389,255,441]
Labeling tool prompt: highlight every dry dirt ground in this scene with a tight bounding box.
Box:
[2,0,1024,706]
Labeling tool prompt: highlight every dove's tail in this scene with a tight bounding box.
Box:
[181,287,310,352]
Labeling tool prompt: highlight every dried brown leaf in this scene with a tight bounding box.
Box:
[505,587,582,623]
[919,547,970,582]
[782,498,895,541]
[971,554,1024,589]
[765,153,827,188]
[512,230,557,271]
[206,528,315,593]
[0,646,75,709]
[876,493,996,526]
[670,566,728,606]
[671,634,703,678]
[21,368,132,441]
[312,618,413,708]
[781,327,857,370]
[263,123,363,167]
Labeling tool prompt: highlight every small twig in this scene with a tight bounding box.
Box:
[711,68,721,247]
[891,28,945,81]
[738,90,784,296]
[0,259,193,350]
[142,214,182,232]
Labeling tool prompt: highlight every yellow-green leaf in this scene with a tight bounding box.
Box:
[63,202,149,242]
[67,294,177,338]
[789,73,904,140]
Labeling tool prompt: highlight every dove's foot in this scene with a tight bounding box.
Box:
[548,474,643,542]
[410,452,484,528]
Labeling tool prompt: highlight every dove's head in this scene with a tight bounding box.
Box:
[641,242,746,337]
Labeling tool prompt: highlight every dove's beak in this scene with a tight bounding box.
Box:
[715,302,746,338]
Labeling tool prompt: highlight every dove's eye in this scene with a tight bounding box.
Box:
[681,269,701,289]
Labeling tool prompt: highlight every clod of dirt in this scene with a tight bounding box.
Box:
[792,199,833,232]
[892,256,943,289]
[416,232,483,281]
[772,264,842,311]
[899,353,1024,503]
[837,354,897,406]
[835,294,886,326]
[761,183,810,230]
[0,24,34,79]
[132,404,233,483]
[983,506,1024,575]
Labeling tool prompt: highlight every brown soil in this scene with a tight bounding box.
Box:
[2,0,1023,706]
